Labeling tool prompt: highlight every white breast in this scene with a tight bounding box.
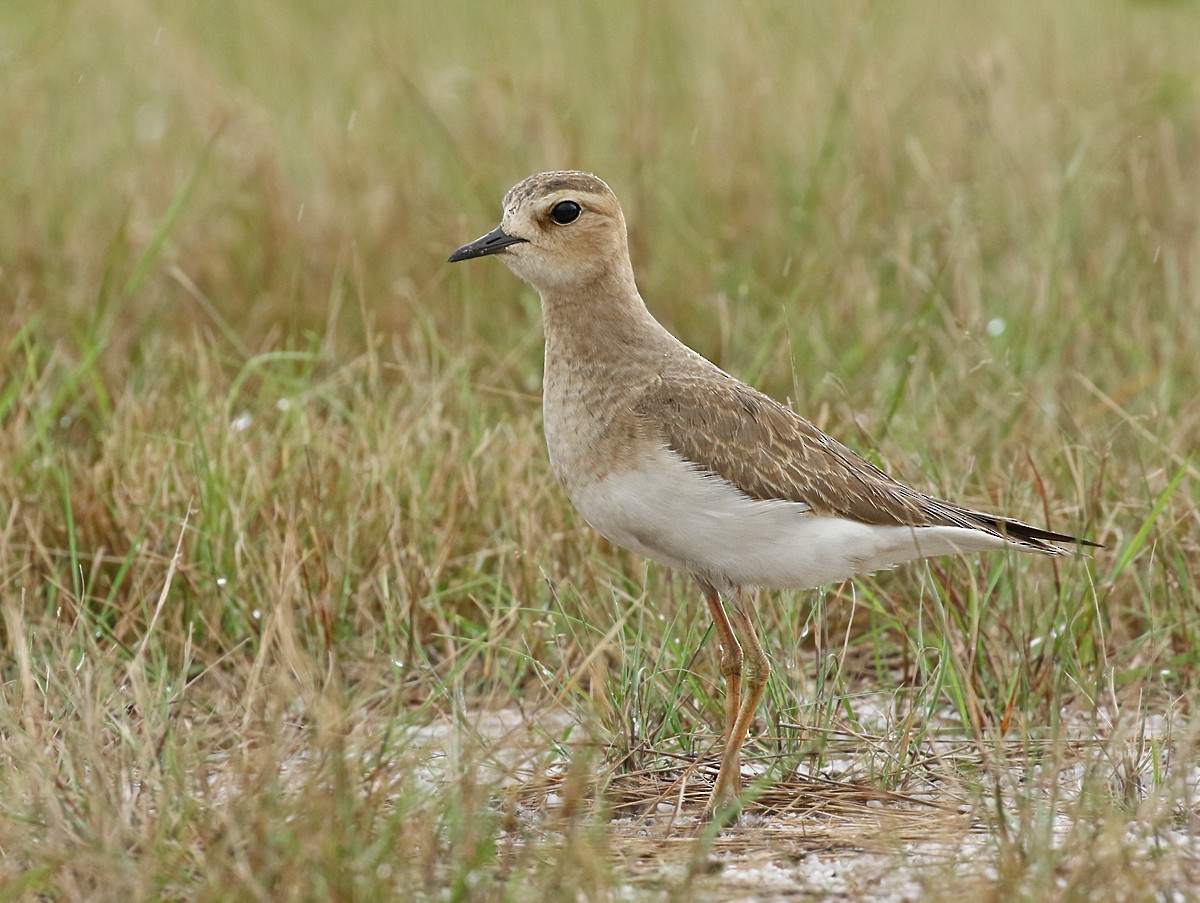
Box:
[567,446,1012,594]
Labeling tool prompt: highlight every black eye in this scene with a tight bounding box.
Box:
[550,200,581,225]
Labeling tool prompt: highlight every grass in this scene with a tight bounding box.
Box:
[2,0,1199,899]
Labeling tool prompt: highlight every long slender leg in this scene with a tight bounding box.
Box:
[703,582,742,744]
[704,595,771,821]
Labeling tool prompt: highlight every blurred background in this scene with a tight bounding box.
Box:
[7,1,1197,371]
[5,0,1200,745]
[1,2,1198,895]
[4,0,1199,711]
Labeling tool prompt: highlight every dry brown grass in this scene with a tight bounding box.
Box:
[2,0,1199,899]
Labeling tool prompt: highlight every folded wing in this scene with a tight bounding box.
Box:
[633,370,1095,553]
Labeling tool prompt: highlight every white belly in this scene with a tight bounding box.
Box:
[567,447,1011,594]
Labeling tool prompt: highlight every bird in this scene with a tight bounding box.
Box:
[448,170,1098,822]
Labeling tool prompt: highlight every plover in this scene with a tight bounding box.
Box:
[449,170,1097,821]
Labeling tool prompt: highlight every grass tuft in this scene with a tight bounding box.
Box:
[2,0,1199,898]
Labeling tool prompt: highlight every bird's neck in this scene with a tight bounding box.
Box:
[539,266,676,369]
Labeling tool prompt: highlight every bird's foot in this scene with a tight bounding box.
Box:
[700,777,742,827]
[699,803,740,828]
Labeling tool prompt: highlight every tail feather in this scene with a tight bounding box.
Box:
[969,512,1102,553]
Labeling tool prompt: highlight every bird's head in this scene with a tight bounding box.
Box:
[449,171,631,294]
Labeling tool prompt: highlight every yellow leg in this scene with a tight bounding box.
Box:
[703,583,742,743]
[703,596,771,822]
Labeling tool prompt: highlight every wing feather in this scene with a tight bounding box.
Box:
[632,370,1094,551]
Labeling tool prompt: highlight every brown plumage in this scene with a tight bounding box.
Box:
[449,170,1099,824]
[637,369,1090,551]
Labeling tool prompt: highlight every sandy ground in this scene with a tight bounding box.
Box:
[398,702,1200,901]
